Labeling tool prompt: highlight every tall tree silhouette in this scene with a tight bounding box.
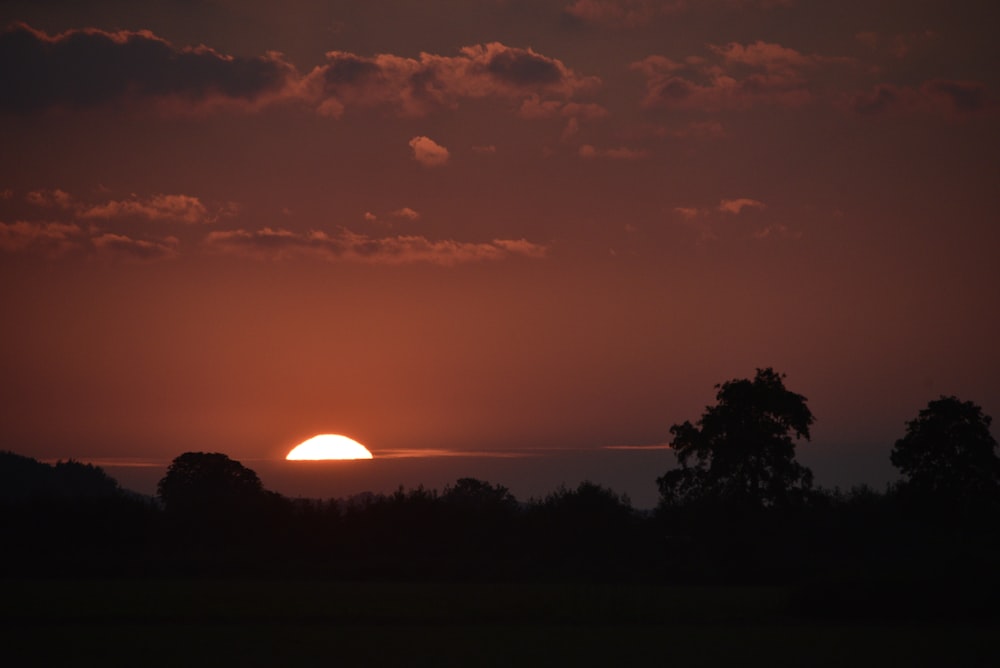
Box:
[658,368,814,510]
[891,396,999,513]
[157,452,264,515]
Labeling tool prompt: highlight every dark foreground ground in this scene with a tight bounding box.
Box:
[2,579,997,667]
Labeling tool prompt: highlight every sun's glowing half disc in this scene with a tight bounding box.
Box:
[286,434,374,460]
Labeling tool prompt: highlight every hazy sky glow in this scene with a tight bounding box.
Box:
[2,1,997,505]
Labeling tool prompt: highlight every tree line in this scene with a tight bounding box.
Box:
[2,368,999,602]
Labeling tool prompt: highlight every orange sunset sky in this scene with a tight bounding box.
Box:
[1,1,997,505]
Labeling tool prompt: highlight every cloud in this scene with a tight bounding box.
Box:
[203,227,547,265]
[562,0,790,27]
[409,136,450,167]
[0,220,178,260]
[20,188,234,225]
[0,23,295,114]
[517,96,609,121]
[307,42,600,118]
[25,188,74,208]
[673,198,777,242]
[602,443,672,450]
[709,40,843,72]
[578,144,648,159]
[0,220,85,256]
[517,97,609,141]
[851,79,991,116]
[673,207,701,219]
[484,46,566,86]
[490,238,548,259]
[390,207,421,220]
[921,79,990,113]
[752,223,800,240]
[3,188,220,260]
[718,198,766,214]
[91,232,180,260]
[855,30,935,59]
[472,145,497,154]
[851,84,900,115]
[563,1,667,29]
[671,209,717,243]
[1,26,602,123]
[363,211,377,222]
[78,194,222,224]
[376,448,540,459]
[632,41,853,111]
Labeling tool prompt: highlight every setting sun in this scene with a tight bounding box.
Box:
[286,434,374,461]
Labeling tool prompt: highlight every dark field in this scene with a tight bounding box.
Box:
[2,580,996,667]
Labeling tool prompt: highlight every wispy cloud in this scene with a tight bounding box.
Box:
[25,189,74,209]
[563,0,670,29]
[374,448,540,459]
[855,30,936,59]
[718,198,766,214]
[91,232,180,260]
[676,198,767,218]
[562,0,792,28]
[203,227,547,265]
[632,40,854,111]
[671,197,792,242]
[23,189,234,224]
[851,79,992,116]
[44,457,168,468]
[579,144,648,159]
[518,97,609,121]
[78,194,225,224]
[673,207,701,220]
[0,221,86,257]
[753,223,800,240]
[0,220,179,260]
[390,207,421,221]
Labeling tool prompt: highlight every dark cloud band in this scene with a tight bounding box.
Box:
[0,23,292,113]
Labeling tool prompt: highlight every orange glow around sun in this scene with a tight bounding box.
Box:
[286,434,374,460]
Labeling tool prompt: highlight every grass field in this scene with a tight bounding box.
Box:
[2,579,997,667]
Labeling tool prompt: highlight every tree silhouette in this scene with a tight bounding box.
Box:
[657,368,814,510]
[0,452,157,576]
[157,452,264,515]
[438,479,522,575]
[0,451,120,500]
[891,396,999,513]
[442,478,518,514]
[541,481,633,521]
[530,481,637,575]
